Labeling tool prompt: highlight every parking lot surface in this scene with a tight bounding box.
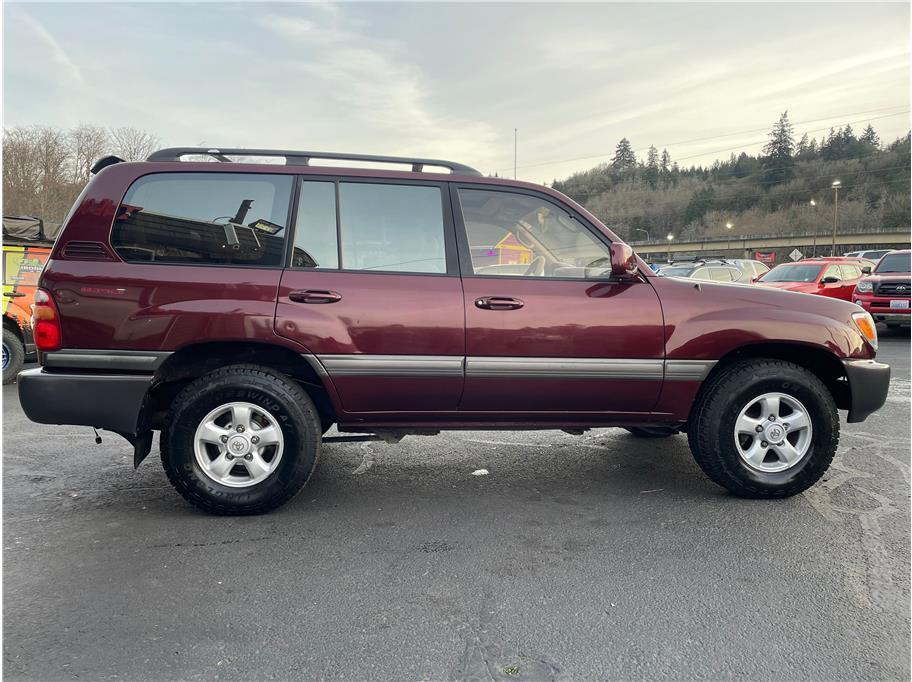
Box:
[3,328,910,681]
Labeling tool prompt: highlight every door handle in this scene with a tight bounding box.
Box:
[288,289,342,304]
[3,291,25,298]
[474,296,524,311]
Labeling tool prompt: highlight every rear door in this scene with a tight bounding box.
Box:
[839,264,863,300]
[275,178,465,413]
[453,185,664,416]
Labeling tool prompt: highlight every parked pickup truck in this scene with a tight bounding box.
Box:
[18,148,890,515]
[853,249,911,328]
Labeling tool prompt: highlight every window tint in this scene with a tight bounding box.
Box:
[112,173,292,266]
[875,253,911,273]
[292,181,338,269]
[823,265,841,281]
[458,188,611,278]
[339,183,446,273]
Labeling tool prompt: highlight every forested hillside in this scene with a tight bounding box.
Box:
[551,113,911,243]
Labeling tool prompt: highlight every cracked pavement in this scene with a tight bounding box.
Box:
[3,327,909,680]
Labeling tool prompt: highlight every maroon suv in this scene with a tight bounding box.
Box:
[18,148,890,515]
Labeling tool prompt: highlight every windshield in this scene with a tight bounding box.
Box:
[875,253,911,274]
[760,264,822,283]
[659,266,696,277]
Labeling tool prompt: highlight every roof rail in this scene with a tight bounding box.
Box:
[146,147,483,176]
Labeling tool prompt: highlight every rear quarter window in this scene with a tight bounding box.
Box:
[111,173,293,266]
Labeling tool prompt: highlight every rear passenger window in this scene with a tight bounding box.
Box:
[709,267,733,282]
[112,173,293,266]
[339,183,446,273]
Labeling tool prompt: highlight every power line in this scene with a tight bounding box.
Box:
[493,104,910,174]
[670,111,909,164]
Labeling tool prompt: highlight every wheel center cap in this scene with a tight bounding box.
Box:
[227,435,250,455]
[765,424,785,442]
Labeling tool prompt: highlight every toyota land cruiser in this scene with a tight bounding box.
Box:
[17,148,891,515]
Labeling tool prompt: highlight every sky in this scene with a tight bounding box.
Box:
[3,2,910,183]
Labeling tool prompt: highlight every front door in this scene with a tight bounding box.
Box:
[276,178,465,414]
[453,186,665,417]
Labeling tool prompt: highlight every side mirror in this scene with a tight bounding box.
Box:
[820,276,840,285]
[610,243,638,280]
[862,266,872,274]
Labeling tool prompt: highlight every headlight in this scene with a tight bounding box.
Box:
[855,280,874,293]
[852,311,878,350]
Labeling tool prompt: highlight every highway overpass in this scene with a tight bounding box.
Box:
[631,229,910,261]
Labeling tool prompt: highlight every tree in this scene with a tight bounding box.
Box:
[109,126,160,161]
[860,124,880,152]
[762,111,795,185]
[644,145,659,188]
[611,137,637,172]
[70,123,110,183]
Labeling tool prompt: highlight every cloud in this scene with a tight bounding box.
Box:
[257,10,500,167]
[9,7,84,86]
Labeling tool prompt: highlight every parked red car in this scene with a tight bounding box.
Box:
[853,249,911,328]
[755,257,875,301]
[17,148,890,515]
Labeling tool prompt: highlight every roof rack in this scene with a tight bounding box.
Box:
[146,147,483,176]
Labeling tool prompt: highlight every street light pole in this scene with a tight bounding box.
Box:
[635,228,651,242]
[725,221,733,254]
[831,180,841,256]
[809,199,817,257]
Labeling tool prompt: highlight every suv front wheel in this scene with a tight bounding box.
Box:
[688,359,838,498]
[161,365,321,515]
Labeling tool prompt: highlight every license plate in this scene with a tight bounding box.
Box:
[890,299,910,309]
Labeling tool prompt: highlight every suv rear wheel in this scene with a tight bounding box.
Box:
[688,359,838,498]
[161,364,321,515]
[2,328,25,385]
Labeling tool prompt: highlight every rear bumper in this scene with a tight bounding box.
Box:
[843,359,891,423]
[17,368,151,435]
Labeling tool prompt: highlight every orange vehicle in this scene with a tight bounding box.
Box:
[3,217,58,383]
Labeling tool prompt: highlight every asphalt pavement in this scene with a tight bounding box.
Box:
[3,327,910,680]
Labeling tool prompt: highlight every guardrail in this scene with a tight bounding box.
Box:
[632,230,911,257]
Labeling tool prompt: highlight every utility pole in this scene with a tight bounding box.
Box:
[513,128,517,180]
[831,180,841,256]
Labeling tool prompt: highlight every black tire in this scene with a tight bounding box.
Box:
[2,328,25,385]
[161,364,321,515]
[624,426,679,438]
[688,359,838,499]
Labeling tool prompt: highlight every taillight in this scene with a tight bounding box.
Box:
[32,288,62,352]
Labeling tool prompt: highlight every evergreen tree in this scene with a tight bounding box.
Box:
[762,111,795,185]
[860,124,881,151]
[611,137,637,171]
[644,145,659,188]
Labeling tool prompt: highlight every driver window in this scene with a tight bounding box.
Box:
[457,188,611,278]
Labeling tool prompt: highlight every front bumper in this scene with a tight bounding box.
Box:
[17,368,151,435]
[842,359,891,423]
[855,296,911,322]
